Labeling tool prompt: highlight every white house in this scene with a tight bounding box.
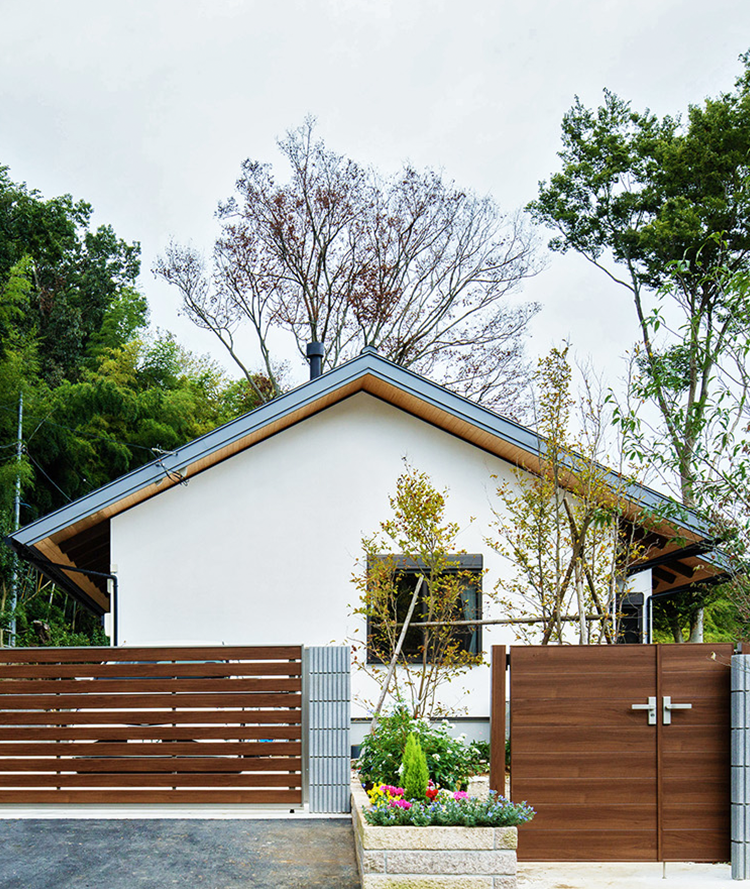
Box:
[6,347,726,733]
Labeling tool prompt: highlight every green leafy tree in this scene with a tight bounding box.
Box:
[528,53,750,637]
[0,167,269,644]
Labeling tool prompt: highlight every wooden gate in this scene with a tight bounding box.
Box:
[508,643,733,862]
[0,645,303,805]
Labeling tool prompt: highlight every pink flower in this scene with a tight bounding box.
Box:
[391,799,412,809]
[453,791,469,800]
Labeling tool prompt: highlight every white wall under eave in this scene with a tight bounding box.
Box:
[111,392,529,717]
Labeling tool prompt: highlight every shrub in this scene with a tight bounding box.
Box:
[357,706,490,790]
[363,785,535,827]
[402,734,429,801]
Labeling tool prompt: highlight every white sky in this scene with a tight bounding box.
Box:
[1,0,749,395]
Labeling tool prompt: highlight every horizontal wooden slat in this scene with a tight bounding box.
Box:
[0,677,301,695]
[0,708,302,726]
[0,691,302,710]
[0,646,302,664]
[0,725,302,742]
[0,756,302,772]
[0,772,303,788]
[0,740,302,757]
[0,661,302,680]
[0,790,303,804]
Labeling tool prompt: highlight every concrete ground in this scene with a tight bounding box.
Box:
[518,861,733,888]
[0,819,361,889]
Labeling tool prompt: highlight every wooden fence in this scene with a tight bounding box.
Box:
[0,645,303,805]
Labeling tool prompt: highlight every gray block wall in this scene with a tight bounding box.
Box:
[306,645,351,813]
[732,654,750,880]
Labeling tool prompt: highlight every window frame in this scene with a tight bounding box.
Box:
[365,553,483,665]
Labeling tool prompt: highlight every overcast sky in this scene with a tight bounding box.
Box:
[2,0,749,393]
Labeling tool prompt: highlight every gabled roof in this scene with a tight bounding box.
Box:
[5,347,723,612]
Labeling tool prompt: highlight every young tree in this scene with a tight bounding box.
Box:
[155,119,541,414]
[489,347,642,644]
[352,465,483,718]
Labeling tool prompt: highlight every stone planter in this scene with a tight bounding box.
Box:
[351,777,518,889]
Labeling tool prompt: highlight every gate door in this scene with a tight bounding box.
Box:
[510,643,732,862]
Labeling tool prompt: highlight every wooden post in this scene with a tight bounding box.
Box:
[489,645,506,793]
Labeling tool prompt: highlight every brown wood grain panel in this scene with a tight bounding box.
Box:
[0,790,303,804]
[511,778,656,805]
[661,776,727,806]
[0,646,302,664]
[660,751,728,778]
[0,756,302,773]
[0,740,302,758]
[661,804,729,828]
[0,661,302,680]
[0,691,302,710]
[510,645,656,674]
[0,708,302,726]
[511,725,653,754]
[511,674,654,701]
[0,725,302,742]
[0,677,302,695]
[661,829,730,863]
[517,829,658,862]
[510,699,651,727]
[660,724,730,754]
[660,671,731,699]
[0,772,303,788]
[522,803,656,831]
[512,752,655,779]
[658,644,734,672]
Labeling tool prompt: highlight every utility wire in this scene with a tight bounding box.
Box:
[24,451,74,502]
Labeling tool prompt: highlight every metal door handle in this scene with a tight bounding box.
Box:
[631,696,657,724]
[662,695,692,725]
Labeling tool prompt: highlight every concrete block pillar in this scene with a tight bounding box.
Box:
[732,655,750,879]
[305,645,351,814]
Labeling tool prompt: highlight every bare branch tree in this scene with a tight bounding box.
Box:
[155,118,541,413]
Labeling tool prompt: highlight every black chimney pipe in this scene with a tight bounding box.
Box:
[306,342,324,379]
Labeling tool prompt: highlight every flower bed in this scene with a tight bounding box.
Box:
[352,777,522,889]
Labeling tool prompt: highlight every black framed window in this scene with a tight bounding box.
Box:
[366,554,482,664]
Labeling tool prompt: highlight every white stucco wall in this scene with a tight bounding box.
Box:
[112,392,527,718]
